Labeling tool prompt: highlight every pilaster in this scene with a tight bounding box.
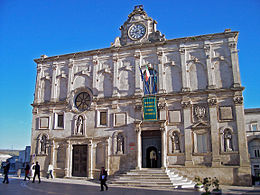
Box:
[65,141,72,177]
[208,96,221,166]
[228,40,241,88]
[233,96,250,167]
[67,59,74,97]
[134,51,142,95]
[87,141,94,179]
[112,55,119,97]
[160,124,167,168]
[179,47,189,92]
[157,50,166,94]
[51,62,58,102]
[204,43,215,89]
[135,122,142,169]
[181,99,193,166]
[92,56,98,96]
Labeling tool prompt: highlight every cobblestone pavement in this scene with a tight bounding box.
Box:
[1,176,260,195]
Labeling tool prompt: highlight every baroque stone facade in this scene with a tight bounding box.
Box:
[31,5,251,185]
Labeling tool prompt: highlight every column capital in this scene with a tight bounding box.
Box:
[208,98,218,107]
[233,96,243,105]
[181,100,191,108]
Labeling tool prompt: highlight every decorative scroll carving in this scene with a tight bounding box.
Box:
[208,98,217,106]
[233,96,243,104]
[181,100,191,108]
[158,102,166,110]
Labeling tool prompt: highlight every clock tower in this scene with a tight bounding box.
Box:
[113,5,166,47]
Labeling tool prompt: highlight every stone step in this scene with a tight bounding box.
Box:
[112,181,173,185]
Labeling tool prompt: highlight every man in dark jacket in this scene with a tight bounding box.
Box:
[2,159,10,184]
[99,167,108,191]
[32,161,41,183]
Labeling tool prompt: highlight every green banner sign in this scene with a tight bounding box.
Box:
[143,96,158,121]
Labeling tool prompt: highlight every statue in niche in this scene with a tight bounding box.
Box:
[40,135,47,154]
[76,115,84,135]
[117,134,124,154]
[171,132,180,153]
[224,130,233,152]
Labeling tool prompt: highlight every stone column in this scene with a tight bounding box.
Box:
[107,137,112,175]
[92,142,97,177]
[112,55,119,97]
[52,140,58,177]
[67,59,74,96]
[51,62,58,102]
[208,97,221,166]
[228,40,241,88]
[233,95,250,166]
[182,99,193,166]
[179,47,189,92]
[65,141,72,177]
[157,50,166,93]
[88,141,94,179]
[135,122,142,169]
[134,51,142,95]
[160,124,167,168]
[204,43,215,89]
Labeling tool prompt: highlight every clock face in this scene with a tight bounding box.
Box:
[75,92,91,111]
[128,24,146,40]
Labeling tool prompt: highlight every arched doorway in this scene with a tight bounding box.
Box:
[146,146,158,168]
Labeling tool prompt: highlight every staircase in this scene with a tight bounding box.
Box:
[109,168,195,189]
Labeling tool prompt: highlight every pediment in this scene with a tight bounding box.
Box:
[191,121,210,129]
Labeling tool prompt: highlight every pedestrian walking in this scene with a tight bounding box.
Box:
[47,163,53,179]
[31,162,35,177]
[32,161,41,183]
[2,159,10,184]
[99,167,108,191]
[24,164,30,181]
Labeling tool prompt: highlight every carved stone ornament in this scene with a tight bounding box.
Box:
[181,100,191,108]
[194,106,206,121]
[208,98,217,106]
[158,102,166,110]
[134,53,141,59]
[135,104,142,111]
[233,96,243,104]
[228,42,237,49]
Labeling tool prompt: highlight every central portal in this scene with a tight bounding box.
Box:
[142,130,161,168]
[72,145,88,177]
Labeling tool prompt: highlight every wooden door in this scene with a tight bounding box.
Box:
[72,145,88,177]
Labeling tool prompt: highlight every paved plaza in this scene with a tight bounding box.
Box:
[1,176,260,195]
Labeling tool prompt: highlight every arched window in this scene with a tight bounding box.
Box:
[143,68,158,95]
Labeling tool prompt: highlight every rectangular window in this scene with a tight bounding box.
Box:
[254,149,260,158]
[251,123,258,131]
[57,114,64,128]
[197,134,208,153]
[100,112,107,126]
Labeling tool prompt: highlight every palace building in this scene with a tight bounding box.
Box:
[31,5,251,185]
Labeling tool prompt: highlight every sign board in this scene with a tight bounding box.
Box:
[143,96,158,121]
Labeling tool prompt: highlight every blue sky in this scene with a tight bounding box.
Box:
[0,0,259,150]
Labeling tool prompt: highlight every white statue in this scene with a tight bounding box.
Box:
[76,116,83,135]
[224,131,232,152]
[117,134,124,154]
[171,132,180,153]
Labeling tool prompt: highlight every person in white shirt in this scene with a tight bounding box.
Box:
[30,162,35,177]
[47,163,54,179]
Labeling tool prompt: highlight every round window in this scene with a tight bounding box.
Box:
[75,92,91,111]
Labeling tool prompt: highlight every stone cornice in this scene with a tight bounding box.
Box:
[31,86,244,108]
[34,31,239,64]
